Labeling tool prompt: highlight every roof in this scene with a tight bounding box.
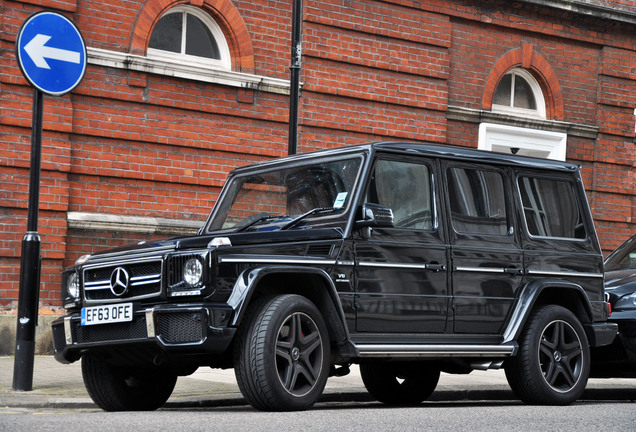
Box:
[231,141,580,175]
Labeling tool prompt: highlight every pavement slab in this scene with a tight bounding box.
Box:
[0,356,634,409]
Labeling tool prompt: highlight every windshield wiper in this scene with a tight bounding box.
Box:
[236,214,283,232]
[280,207,334,231]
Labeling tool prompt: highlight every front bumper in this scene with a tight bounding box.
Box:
[51,303,236,364]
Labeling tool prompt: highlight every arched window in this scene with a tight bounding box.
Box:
[492,69,545,119]
[148,6,231,69]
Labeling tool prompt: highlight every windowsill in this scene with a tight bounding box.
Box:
[447,106,599,139]
[67,211,202,236]
[87,47,290,95]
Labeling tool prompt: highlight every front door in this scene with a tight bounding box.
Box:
[354,156,449,334]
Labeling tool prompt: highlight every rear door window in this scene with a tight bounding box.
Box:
[447,167,508,236]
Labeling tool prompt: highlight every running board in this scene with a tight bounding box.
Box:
[355,343,517,358]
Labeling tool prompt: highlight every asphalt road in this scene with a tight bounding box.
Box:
[1,399,635,431]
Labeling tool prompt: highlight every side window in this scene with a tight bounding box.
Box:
[366,160,433,230]
[518,177,586,239]
[447,167,508,236]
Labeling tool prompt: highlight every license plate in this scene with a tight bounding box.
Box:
[81,303,133,326]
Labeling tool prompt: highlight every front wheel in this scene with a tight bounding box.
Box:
[81,353,177,411]
[234,294,331,411]
[505,305,590,405]
[360,361,440,405]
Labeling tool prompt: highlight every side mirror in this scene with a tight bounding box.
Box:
[355,203,394,228]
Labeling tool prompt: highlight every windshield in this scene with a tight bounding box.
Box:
[204,156,363,233]
[605,235,636,271]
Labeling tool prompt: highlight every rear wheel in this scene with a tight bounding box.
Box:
[234,294,330,411]
[360,361,440,405]
[82,353,177,411]
[505,305,589,405]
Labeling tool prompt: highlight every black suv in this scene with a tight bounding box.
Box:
[52,142,617,411]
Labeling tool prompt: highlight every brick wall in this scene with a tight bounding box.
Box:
[0,0,634,309]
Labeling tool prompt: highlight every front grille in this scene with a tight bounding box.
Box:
[83,259,162,302]
[157,312,204,344]
[73,316,148,343]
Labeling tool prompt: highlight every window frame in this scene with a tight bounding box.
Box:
[147,5,231,70]
[492,68,546,119]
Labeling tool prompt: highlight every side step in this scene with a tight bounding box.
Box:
[355,343,517,358]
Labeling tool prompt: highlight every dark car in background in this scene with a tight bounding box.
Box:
[591,235,636,378]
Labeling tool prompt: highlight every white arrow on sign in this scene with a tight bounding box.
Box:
[23,34,81,69]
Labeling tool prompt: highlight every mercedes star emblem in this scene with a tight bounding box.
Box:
[109,267,129,297]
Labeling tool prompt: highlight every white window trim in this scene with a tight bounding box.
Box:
[478,123,567,161]
[147,5,231,70]
[492,69,546,120]
[87,47,290,94]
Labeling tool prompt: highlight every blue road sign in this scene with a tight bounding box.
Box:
[16,11,87,96]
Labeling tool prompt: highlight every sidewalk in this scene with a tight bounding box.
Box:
[0,356,634,409]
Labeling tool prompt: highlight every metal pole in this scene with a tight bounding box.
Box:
[288,0,302,155]
[13,88,43,391]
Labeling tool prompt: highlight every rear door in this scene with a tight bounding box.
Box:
[443,162,524,335]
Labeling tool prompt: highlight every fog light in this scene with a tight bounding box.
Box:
[183,258,203,286]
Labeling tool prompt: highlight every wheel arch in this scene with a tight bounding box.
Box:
[227,266,350,348]
[503,279,593,344]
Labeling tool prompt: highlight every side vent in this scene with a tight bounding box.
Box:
[306,244,333,257]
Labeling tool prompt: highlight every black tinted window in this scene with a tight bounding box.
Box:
[518,177,586,239]
[447,168,508,235]
[366,160,433,230]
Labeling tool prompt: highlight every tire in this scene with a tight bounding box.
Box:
[360,361,440,405]
[505,305,590,405]
[81,353,177,411]
[234,294,331,411]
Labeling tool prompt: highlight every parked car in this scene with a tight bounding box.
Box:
[591,234,636,378]
[51,142,617,411]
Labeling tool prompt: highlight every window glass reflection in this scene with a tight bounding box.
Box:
[519,177,585,239]
[149,13,182,53]
[448,168,507,235]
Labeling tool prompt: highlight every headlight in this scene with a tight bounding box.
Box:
[615,292,636,310]
[67,271,80,299]
[183,258,203,286]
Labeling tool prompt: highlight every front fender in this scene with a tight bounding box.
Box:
[503,279,593,344]
[226,265,350,342]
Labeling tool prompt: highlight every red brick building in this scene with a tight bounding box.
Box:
[1,0,635,312]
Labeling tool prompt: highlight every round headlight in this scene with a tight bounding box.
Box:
[67,272,80,299]
[183,258,203,286]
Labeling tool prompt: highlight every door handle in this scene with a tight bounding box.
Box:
[425,263,446,272]
[503,267,523,275]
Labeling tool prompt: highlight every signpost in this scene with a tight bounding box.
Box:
[13,11,86,391]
